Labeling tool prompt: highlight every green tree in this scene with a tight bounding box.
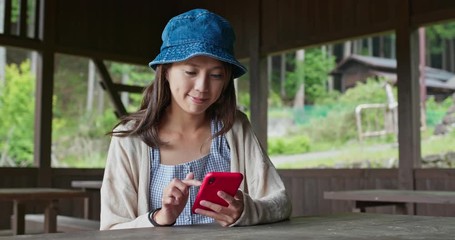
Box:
[107,62,153,112]
[426,22,455,54]
[0,61,35,166]
[286,48,336,104]
[52,58,153,167]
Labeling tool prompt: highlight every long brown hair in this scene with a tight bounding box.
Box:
[110,63,237,148]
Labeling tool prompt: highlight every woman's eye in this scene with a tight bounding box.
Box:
[211,74,223,79]
[185,71,196,76]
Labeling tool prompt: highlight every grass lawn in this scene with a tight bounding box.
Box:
[273,128,455,169]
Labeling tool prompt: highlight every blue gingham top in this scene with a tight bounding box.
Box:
[149,120,231,225]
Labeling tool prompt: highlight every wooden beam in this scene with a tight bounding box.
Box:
[114,83,145,94]
[396,0,421,193]
[0,35,42,49]
[92,59,128,118]
[55,45,149,68]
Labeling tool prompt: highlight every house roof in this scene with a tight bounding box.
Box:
[331,54,455,90]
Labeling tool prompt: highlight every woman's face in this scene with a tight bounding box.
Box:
[166,56,228,116]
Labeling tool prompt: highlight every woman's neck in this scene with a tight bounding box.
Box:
[158,106,212,165]
[161,106,209,133]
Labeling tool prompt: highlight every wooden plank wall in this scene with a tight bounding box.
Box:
[2,168,454,230]
[51,169,104,220]
[279,169,455,217]
[0,168,38,229]
[415,169,455,216]
[279,169,399,216]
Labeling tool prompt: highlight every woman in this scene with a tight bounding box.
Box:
[100,8,292,230]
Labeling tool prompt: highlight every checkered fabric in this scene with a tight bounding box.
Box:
[149,120,231,225]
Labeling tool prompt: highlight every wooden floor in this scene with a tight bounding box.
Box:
[0,229,42,237]
[0,215,99,238]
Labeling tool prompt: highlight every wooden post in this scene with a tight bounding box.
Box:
[12,201,25,235]
[396,0,421,213]
[248,0,268,150]
[44,200,58,233]
[35,0,56,186]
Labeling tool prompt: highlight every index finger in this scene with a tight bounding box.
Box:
[182,179,201,187]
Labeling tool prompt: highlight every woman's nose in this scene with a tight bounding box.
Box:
[194,74,209,92]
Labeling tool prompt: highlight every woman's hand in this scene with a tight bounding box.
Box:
[154,172,201,225]
[194,190,244,227]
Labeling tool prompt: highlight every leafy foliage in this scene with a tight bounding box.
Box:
[237,91,250,110]
[268,135,311,155]
[51,57,152,167]
[52,109,117,168]
[285,48,336,104]
[425,96,453,127]
[0,61,35,166]
[300,78,394,145]
[426,22,455,54]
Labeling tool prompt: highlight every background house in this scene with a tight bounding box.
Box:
[331,54,455,101]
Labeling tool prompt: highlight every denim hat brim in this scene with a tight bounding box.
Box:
[149,42,247,79]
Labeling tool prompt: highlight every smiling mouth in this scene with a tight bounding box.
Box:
[189,95,208,104]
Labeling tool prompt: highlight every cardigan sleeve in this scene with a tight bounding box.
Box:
[100,125,152,230]
[227,111,292,226]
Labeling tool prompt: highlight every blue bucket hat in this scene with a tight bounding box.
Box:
[149,8,247,78]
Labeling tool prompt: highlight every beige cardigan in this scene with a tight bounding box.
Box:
[100,111,292,230]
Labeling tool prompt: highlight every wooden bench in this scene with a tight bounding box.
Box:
[323,189,455,214]
[0,188,90,235]
[21,214,99,233]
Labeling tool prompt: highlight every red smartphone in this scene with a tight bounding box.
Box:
[192,172,243,214]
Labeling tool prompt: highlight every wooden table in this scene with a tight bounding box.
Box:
[0,188,88,235]
[6,213,455,239]
[70,181,102,190]
[324,189,455,214]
